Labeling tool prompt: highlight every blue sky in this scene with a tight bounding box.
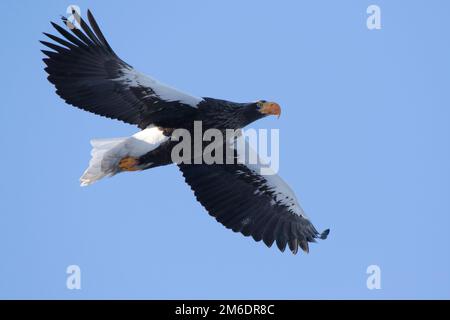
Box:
[0,0,449,299]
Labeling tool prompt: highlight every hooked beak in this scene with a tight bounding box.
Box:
[259,102,281,118]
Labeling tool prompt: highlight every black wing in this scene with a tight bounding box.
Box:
[178,143,329,254]
[41,10,202,128]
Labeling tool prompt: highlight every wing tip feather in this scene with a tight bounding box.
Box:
[320,229,330,240]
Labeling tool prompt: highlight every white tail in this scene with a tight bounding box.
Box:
[79,126,169,187]
[80,137,129,186]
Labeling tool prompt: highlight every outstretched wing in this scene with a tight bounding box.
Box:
[178,140,329,254]
[41,10,202,128]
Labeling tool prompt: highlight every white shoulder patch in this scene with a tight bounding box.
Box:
[115,67,203,107]
[235,137,307,218]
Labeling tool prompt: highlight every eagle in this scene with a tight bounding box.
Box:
[41,10,329,254]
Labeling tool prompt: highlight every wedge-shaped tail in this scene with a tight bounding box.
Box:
[80,126,169,186]
[80,137,128,186]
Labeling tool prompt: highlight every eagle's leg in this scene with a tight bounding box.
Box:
[119,157,140,171]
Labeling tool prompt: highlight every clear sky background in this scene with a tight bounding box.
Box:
[0,0,449,299]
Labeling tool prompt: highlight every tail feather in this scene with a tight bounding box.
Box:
[80,137,128,186]
[79,126,169,186]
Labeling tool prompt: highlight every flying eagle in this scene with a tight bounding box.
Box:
[41,10,329,254]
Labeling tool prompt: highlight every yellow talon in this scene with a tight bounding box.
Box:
[119,156,140,171]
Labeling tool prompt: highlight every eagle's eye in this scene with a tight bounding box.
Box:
[256,100,267,108]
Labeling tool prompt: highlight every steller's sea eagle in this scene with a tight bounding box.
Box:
[41,10,329,254]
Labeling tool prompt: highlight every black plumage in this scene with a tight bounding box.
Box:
[179,159,329,253]
[42,11,198,129]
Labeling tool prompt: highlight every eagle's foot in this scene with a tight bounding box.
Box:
[119,156,140,171]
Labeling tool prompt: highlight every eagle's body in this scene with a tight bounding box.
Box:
[41,10,329,254]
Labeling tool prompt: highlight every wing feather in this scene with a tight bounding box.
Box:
[178,140,329,254]
[42,10,202,128]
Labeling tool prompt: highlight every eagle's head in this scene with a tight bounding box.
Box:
[200,98,281,129]
[255,100,281,118]
[240,100,281,125]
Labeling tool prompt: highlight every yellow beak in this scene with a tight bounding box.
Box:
[259,102,281,118]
